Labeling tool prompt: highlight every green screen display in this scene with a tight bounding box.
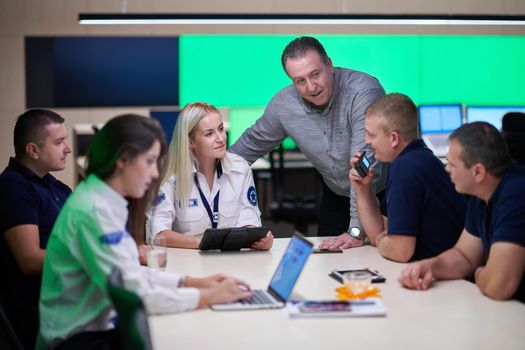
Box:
[227,107,296,149]
[180,35,525,146]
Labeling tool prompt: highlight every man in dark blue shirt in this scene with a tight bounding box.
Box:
[399,122,525,302]
[322,93,466,262]
[0,109,72,348]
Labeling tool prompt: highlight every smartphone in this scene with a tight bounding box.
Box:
[313,248,343,254]
[299,300,352,313]
[354,152,371,177]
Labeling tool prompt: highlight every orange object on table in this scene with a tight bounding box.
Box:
[335,285,381,300]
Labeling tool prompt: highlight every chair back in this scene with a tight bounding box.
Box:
[269,144,321,233]
[107,268,153,350]
[0,303,24,350]
[502,112,525,165]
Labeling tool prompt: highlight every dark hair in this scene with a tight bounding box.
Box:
[449,122,512,177]
[281,36,330,72]
[87,114,168,243]
[366,93,419,141]
[13,109,65,158]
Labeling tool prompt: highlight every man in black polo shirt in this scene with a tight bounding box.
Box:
[0,109,72,348]
[399,122,525,302]
[322,93,466,262]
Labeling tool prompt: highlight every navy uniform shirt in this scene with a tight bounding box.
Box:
[0,157,71,332]
[465,163,525,302]
[380,139,467,261]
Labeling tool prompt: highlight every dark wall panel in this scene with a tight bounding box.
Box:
[26,37,179,108]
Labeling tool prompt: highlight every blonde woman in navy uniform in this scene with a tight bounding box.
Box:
[148,102,273,249]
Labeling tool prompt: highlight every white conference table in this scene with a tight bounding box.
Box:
[149,237,525,350]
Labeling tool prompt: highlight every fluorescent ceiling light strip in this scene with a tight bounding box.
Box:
[79,19,525,25]
[78,14,525,26]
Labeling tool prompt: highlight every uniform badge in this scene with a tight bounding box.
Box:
[247,186,258,206]
[153,193,166,206]
[188,198,198,207]
[212,212,219,223]
[100,231,125,245]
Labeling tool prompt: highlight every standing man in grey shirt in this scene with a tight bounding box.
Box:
[231,36,386,248]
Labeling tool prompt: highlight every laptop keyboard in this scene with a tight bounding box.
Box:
[241,290,275,305]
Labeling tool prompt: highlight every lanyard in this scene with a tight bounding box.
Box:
[194,162,223,228]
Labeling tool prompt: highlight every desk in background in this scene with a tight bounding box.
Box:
[150,237,525,350]
[251,151,320,227]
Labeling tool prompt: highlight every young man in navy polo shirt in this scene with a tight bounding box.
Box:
[0,109,72,348]
[399,122,525,302]
[323,93,466,262]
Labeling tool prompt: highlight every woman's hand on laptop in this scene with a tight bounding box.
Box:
[251,231,274,250]
[198,277,252,308]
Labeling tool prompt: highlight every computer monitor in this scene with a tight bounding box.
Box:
[466,106,525,130]
[418,104,463,134]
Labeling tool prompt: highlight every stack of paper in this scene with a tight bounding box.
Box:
[286,299,386,318]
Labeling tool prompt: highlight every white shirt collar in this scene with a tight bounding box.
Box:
[85,174,129,213]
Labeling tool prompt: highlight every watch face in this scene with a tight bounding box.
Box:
[350,227,361,238]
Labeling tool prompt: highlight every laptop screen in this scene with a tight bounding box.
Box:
[419,104,463,134]
[267,234,313,302]
[466,106,525,130]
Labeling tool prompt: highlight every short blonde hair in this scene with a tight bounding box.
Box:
[366,93,419,142]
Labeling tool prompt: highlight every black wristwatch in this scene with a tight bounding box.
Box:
[349,227,365,240]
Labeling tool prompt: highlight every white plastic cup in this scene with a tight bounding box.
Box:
[343,270,372,294]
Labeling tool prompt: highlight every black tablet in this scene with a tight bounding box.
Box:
[199,226,269,251]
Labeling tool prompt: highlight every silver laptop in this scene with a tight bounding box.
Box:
[419,104,463,157]
[211,233,314,311]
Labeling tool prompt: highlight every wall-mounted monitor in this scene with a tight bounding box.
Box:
[26,37,179,108]
[418,104,463,134]
[179,35,525,108]
[466,106,525,130]
[418,104,463,157]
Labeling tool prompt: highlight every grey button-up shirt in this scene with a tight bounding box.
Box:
[231,67,387,230]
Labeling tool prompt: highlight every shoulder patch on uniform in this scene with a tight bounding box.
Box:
[99,231,125,245]
[247,186,258,206]
[153,193,166,206]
